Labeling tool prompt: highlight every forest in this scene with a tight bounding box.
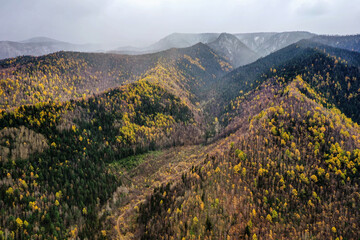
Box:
[0,37,360,239]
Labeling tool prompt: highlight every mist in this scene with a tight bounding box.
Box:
[1,0,359,47]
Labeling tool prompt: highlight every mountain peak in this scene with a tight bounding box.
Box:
[21,37,65,44]
[214,33,250,48]
[208,33,259,67]
[218,32,238,39]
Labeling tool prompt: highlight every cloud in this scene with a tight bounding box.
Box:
[291,0,329,16]
[0,0,359,46]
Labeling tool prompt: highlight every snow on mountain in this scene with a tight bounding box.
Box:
[208,33,260,67]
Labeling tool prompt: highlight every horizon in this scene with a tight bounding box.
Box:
[1,0,360,47]
[2,30,360,49]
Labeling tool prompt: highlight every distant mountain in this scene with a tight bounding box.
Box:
[148,33,219,51]
[114,31,316,60]
[235,31,315,56]
[0,40,73,60]
[311,34,360,53]
[235,32,277,52]
[21,36,65,44]
[207,33,260,67]
[0,37,111,60]
[113,33,220,55]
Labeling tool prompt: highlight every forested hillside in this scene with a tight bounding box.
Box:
[131,41,360,239]
[216,41,360,124]
[0,43,231,110]
[1,35,360,240]
[0,80,199,239]
[138,75,360,239]
[0,43,233,239]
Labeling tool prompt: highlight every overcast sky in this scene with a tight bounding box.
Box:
[1,0,359,47]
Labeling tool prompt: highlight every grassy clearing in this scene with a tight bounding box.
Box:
[109,151,163,171]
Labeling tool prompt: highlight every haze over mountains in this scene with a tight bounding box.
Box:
[1,29,360,239]
[113,31,317,58]
[3,32,360,68]
[0,37,116,60]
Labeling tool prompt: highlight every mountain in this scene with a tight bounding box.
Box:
[0,32,317,61]
[0,37,112,60]
[311,34,360,53]
[115,32,261,67]
[0,43,232,112]
[207,33,260,67]
[134,38,360,240]
[21,37,65,44]
[0,40,72,59]
[217,38,359,98]
[114,33,220,55]
[0,42,234,239]
[147,33,219,52]
[114,31,316,59]
[258,31,315,56]
[235,32,277,52]
[235,31,315,56]
[0,80,202,239]
[138,74,360,240]
[1,33,360,240]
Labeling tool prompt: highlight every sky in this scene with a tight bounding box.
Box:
[0,0,359,47]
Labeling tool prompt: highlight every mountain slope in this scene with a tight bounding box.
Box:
[0,42,234,239]
[235,32,277,52]
[311,34,360,53]
[21,37,65,44]
[137,74,360,239]
[114,33,220,55]
[107,37,360,240]
[114,32,316,57]
[0,80,201,239]
[0,43,232,110]
[0,39,107,60]
[215,41,360,124]
[113,73,360,239]
[207,33,259,67]
[256,31,315,56]
[235,31,315,56]
[147,33,220,52]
